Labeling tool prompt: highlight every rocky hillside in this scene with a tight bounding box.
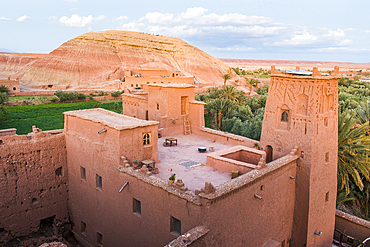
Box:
[1,30,232,88]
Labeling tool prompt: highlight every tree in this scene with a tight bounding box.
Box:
[338,110,370,193]
[245,78,260,95]
[356,101,370,125]
[222,74,232,87]
[206,98,237,129]
[0,85,10,94]
[218,86,240,102]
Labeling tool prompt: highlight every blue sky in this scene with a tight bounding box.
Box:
[1,0,369,62]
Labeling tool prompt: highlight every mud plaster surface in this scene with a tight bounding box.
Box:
[154,134,234,191]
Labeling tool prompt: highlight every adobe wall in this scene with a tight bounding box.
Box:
[119,77,194,90]
[146,85,196,136]
[196,156,298,247]
[129,70,181,77]
[0,130,69,243]
[103,153,297,247]
[193,127,257,148]
[0,78,20,93]
[335,210,370,243]
[122,94,149,120]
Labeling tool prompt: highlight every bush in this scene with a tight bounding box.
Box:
[0,92,9,104]
[111,91,123,98]
[114,102,120,111]
[50,97,59,103]
[54,91,86,102]
[0,105,9,124]
[98,91,105,96]
[257,85,269,95]
[93,103,101,108]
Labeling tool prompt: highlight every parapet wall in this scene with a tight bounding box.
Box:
[193,127,258,148]
[335,210,370,243]
[0,130,69,244]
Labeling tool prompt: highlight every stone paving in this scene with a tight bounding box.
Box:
[154,134,234,192]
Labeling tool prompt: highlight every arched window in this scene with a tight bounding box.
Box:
[281,111,289,122]
[143,133,151,145]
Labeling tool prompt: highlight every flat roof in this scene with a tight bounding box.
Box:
[154,134,234,191]
[148,83,195,88]
[64,108,158,130]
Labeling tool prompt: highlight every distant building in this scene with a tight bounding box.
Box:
[0,77,20,93]
[118,70,195,90]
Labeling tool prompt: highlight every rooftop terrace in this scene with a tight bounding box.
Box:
[64,108,158,130]
[154,134,235,191]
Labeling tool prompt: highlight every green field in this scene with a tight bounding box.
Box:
[0,101,123,134]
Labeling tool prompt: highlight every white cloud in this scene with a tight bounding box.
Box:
[211,45,256,52]
[120,21,145,32]
[324,29,345,38]
[366,30,370,33]
[17,15,30,22]
[70,7,78,11]
[116,15,128,21]
[116,7,361,56]
[144,12,173,24]
[59,14,105,27]
[273,32,318,46]
[0,17,11,21]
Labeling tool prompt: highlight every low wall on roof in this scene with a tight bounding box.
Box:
[192,127,258,148]
[0,129,69,244]
[335,210,370,243]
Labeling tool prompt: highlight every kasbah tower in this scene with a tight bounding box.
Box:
[260,66,340,246]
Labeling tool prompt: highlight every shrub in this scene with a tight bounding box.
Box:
[0,105,8,124]
[114,102,120,111]
[93,103,101,108]
[50,97,58,103]
[111,91,122,98]
[0,92,9,104]
[97,91,105,96]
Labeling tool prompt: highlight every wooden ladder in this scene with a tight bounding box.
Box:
[183,115,191,135]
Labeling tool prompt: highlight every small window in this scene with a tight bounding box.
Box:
[156,103,159,110]
[300,151,304,158]
[324,117,328,127]
[325,152,329,163]
[81,221,86,235]
[147,82,149,84]
[136,84,138,87]
[81,166,86,180]
[131,84,133,87]
[13,87,16,91]
[133,198,141,215]
[325,192,329,203]
[143,133,150,146]
[171,216,181,235]
[281,111,289,122]
[97,232,103,247]
[96,174,102,190]
[55,167,62,176]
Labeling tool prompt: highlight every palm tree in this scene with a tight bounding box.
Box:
[206,98,237,129]
[338,110,370,193]
[356,101,370,125]
[218,86,240,102]
[222,74,232,87]
[245,78,260,96]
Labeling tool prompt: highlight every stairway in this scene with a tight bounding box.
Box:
[183,115,191,135]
